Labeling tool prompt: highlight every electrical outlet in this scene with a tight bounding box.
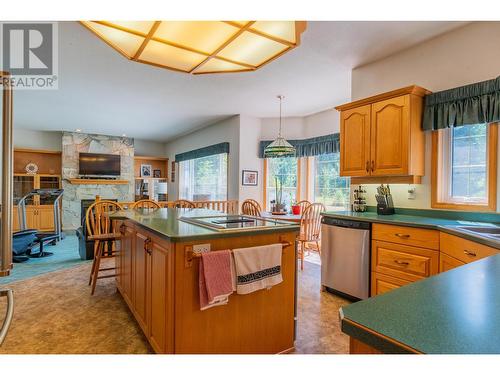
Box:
[193,243,211,254]
[407,186,416,200]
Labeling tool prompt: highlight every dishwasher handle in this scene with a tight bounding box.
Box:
[0,288,14,346]
[321,216,371,230]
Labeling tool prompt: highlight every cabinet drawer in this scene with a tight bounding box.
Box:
[372,240,439,282]
[372,223,439,250]
[439,252,465,273]
[371,272,411,296]
[440,232,499,264]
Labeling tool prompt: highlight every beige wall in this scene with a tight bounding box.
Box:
[350,22,500,212]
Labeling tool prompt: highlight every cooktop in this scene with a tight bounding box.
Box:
[179,215,296,232]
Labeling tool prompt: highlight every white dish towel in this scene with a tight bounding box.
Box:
[232,243,283,295]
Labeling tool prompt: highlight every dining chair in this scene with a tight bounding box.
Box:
[241,199,262,216]
[86,200,124,295]
[297,200,312,214]
[173,199,196,208]
[131,199,161,209]
[296,203,326,270]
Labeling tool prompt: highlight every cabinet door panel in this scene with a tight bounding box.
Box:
[12,207,20,232]
[340,105,371,176]
[134,231,150,333]
[37,206,55,231]
[119,224,135,306]
[149,241,171,353]
[439,252,465,273]
[25,206,38,230]
[371,272,411,297]
[371,95,410,176]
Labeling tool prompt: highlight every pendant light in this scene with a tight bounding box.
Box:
[264,95,296,158]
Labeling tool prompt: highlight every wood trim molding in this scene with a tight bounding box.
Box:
[68,179,129,185]
[431,123,498,212]
[335,85,432,112]
[14,148,61,155]
[351,175,422,185]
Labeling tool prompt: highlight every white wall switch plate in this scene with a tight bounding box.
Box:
[407,186,416,200]
[193,243,211,254]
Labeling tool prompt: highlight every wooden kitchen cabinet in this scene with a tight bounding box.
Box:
[115,221,174,353]
[340,104,371,177]
[371,271,411,296]
[439,252,466,273]
[133,231,150,333]
[440,232,499,264]
[336,86,430,183]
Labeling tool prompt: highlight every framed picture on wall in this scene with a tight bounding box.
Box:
[242,170,258,186]
[153,169,161,178]
[141,164,152,177]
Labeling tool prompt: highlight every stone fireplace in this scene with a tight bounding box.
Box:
[62,131,134,230]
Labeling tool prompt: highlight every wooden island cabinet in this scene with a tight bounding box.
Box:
[113,209,299,354]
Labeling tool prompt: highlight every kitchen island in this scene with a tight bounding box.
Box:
[340,254,500,353]
[109,208,300,354]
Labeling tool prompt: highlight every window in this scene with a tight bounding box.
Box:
[264,157,299,209]
[179,153,228,201]
[432,123,498,211]
[310,153,350,210]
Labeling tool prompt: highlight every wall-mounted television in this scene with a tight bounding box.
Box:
[79,152,121,177]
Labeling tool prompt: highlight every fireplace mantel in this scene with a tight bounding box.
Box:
[67,178,129,185]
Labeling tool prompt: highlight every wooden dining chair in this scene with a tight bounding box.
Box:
[131,199,161,209]
[241,199,262,216]
[173,199,196,208]
[296,203,326,270]
[86,200,124,295]
[297,200,312,214]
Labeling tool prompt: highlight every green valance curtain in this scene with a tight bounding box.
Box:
[423,76,500,131]
[259,133,339,158]
[175,142,229,163]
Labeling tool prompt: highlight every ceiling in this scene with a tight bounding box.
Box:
[14,21,468,142]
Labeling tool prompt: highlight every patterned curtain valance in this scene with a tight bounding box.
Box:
[423,76,500,131]
[175,142,229,163]
[259,133,339,158]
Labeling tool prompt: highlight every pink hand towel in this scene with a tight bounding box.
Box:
[199,250,235,311]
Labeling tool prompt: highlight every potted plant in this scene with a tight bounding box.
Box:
[273,177,286,213]
[291,200,301,215]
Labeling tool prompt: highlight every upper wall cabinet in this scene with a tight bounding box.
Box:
[336,86,431,184]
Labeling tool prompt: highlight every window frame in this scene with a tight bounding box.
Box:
[178,152,229,201]
[431,123,498,211]
[263,157,301,211]
[307,153,351,211]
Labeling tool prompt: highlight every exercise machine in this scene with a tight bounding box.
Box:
[17,188,64,257]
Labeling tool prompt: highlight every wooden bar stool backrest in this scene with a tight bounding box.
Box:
[297,200,311,213]
[173,199,196,208]
[241,199,261,216]
[132,199,161,209]
[86,200,124,238]
[299,203,326,241]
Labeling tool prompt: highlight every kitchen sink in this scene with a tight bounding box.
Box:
[456,226,500,235]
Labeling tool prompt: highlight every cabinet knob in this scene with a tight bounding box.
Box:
[365,161,370,173]
[371,160,375,172]
[395,233,410,239]
[144,238,152,254]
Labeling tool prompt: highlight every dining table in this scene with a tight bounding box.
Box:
[261,211,302,222]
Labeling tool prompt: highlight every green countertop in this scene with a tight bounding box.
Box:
[340,254,500,354]
[109,208,300,242]
[322,210,500,249]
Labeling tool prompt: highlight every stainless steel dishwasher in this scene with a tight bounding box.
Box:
[320,216,370,300]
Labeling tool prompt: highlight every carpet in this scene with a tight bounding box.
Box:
[0,234,89,284]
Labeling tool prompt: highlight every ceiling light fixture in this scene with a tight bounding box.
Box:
[80,21,306,74]
[264,95,295,158]
[75,129,82,132]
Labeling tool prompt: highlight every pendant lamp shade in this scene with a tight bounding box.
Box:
[264,95,296,158]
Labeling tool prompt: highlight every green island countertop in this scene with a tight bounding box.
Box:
[109,208,300,242]
[340,253,500,354]
[322,209,500,249]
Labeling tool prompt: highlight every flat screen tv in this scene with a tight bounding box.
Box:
[78,152,121,177]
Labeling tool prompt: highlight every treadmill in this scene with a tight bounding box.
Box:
[17,188,64,257]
